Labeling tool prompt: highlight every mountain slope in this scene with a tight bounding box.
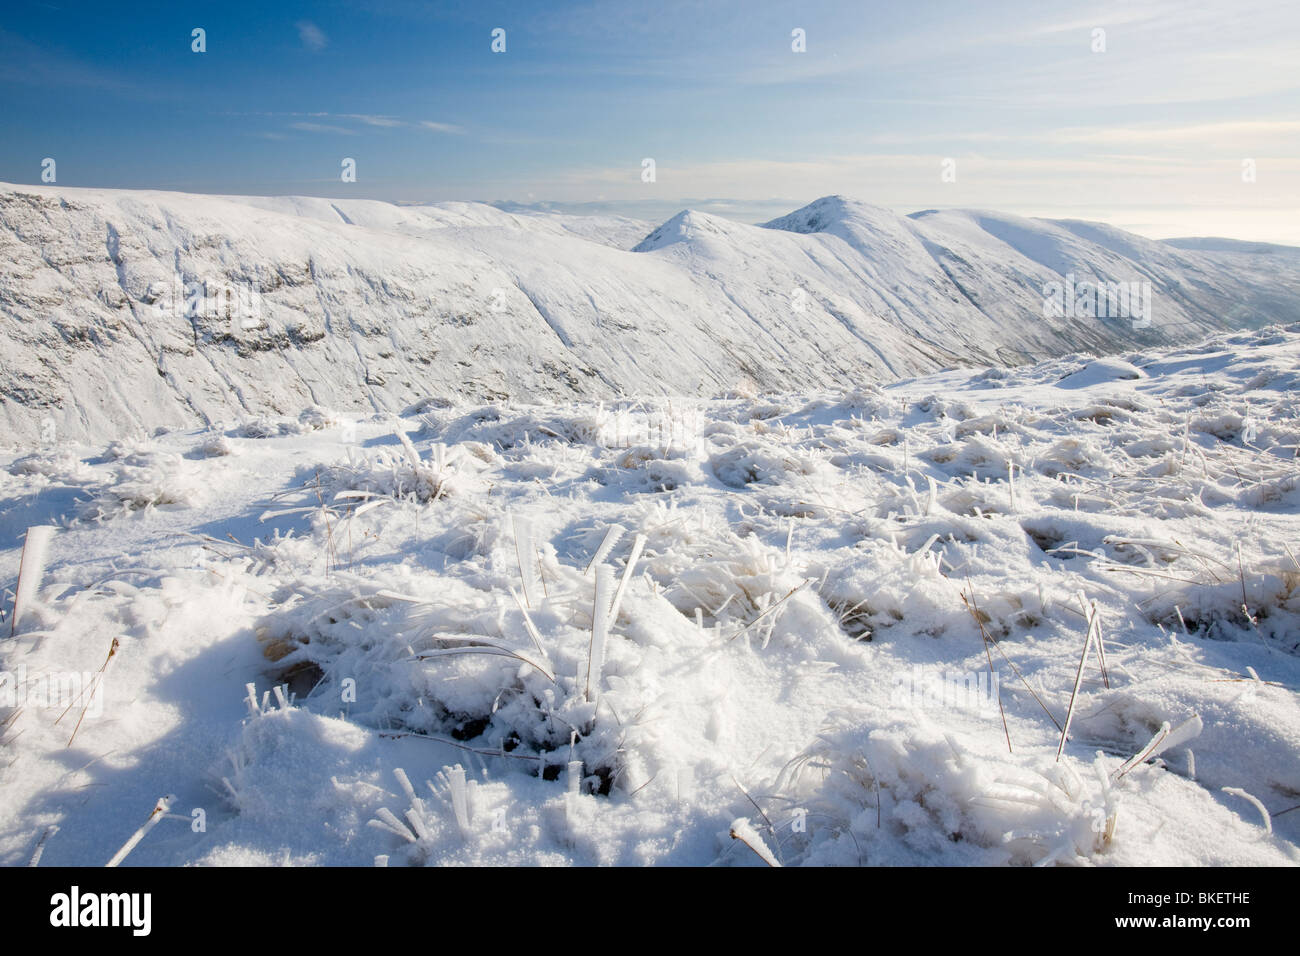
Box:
[2,183,1298,442]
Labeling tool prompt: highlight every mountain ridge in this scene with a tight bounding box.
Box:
[2,182,1298,442]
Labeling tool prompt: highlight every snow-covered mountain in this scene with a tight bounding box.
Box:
[3,184,1299,442]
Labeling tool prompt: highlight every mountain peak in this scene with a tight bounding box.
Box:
[760,195,857,233]
[632,208,738,252]
[758,195,906,241]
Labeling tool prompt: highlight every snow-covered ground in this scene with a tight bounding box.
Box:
[2,323,1298,867]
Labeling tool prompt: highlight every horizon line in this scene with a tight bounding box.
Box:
[3,179,1297,249]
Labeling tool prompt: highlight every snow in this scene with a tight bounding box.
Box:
[4,182,1299,443]
[1055,359,1146,390]
[2,321,1298,867]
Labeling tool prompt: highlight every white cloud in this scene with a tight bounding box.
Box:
[290,121,354,135]
[502,150,1299,242]
[417,120,465,134]
[296,21,328,52]
[1052,120,1300,146]
[340,114,404,127]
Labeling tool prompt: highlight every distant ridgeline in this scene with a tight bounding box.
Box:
[1,184,1298,441]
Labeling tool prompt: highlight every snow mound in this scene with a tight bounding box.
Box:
[1056,358,1147,389]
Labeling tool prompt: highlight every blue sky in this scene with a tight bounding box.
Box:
[2,0,1298,241]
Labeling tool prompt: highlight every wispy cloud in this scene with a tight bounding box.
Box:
[340,113,404,127]
[336,113,462,132]
[285,113,463,134]
[226,111,463,136]
[527,150,1300,217]
[290,121,354,134]
[1053,120,1300,146]
[296,21,328,52]
[417,120,465,134]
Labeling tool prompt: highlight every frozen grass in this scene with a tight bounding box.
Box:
[10,526,54,636]
[1,324,1298,865]
[74,452,205,522]
[319,432,485,506]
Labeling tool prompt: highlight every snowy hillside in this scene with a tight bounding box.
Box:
[2,323,1297,866]
[4,184,1299,443]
